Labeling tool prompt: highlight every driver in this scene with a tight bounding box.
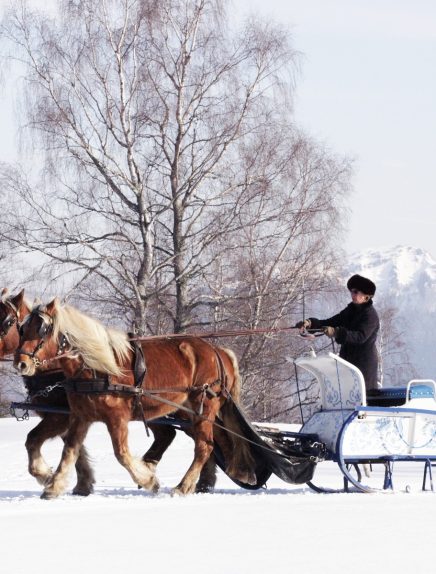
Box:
[296,274,380,391]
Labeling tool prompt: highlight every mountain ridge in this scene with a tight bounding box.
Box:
[349,244,436,377]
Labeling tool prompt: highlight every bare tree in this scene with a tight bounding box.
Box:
[377,299,418,386]
[0,0,353,421]
[1,0,175,329]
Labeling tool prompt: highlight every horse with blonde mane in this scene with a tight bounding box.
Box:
[15,298,256,498]
[0,288,95,495]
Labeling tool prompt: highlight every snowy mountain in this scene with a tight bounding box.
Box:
[349,245,436,377]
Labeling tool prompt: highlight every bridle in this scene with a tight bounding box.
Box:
[17,308,71,368]
[0,298,21,339]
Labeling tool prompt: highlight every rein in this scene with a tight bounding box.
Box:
[128,325,301,342]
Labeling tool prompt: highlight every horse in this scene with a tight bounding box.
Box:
[0,288,95,495]
[5,290,217,495]
[14,298,256,498]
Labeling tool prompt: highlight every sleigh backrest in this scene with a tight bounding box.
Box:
[295,352,366,410]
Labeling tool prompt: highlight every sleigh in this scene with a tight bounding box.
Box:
[281,351,436,492]
[210,349,436,493]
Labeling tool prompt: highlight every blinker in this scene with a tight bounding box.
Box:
[18,309,53,340]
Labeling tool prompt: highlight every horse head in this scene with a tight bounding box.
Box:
[14,297,71,376]
[0,288,30,357]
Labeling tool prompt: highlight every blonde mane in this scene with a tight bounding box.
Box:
[52,304,131,376]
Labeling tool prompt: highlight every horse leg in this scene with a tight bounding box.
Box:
[173,416,216,496]
[105,417,159,493]
[143,423,217,492]
[180,425,217,493]
[142,423,177,473]
[70,443,95,496]
[195,455,217,493]
[25,414,69,486]
[41,417,90,499]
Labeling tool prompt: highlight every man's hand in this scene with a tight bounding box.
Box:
[323,326,336,338]
[295,319,311,330]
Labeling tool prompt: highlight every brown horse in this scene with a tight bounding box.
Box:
[0,288,95,495]
[14,299,256,498]
[5,290,216,495]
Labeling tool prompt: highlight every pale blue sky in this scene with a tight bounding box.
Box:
[237,0,436,259]
[1,1,436,259]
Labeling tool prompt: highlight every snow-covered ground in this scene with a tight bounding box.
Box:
[1,417,435,574]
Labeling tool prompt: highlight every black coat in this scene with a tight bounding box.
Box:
[309,300,380,390]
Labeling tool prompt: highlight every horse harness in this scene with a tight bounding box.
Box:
[19,321,229,422]
[17,307,70,367]
[0,297,22,339]
[61,339,229,419]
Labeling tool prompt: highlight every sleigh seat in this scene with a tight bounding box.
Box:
[367,383,435,407]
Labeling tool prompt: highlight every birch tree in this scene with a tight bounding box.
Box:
[0,0,353,420]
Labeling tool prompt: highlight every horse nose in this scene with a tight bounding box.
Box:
[17,361,28,373]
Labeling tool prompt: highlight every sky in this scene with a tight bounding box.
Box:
[1,417,436,574]
[235,0,436,259]
[1,0,436,259]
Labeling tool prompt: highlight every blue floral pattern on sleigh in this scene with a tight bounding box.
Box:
[300,354,365,411]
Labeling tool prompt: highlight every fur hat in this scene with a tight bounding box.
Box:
[346,274,376,296]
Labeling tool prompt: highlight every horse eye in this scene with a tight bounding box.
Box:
[39,321,52,338]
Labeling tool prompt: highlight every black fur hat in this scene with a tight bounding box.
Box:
[347,274,376,296]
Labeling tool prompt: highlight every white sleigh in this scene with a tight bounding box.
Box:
[293,351,436,492]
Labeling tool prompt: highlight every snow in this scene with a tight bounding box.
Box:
[352,245,436,289]
[1,417,436,574]
[349,245,436,376]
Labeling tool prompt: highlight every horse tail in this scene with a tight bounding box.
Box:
[219,346,241,403]
[217,347,257,486]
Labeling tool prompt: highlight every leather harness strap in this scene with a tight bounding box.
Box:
[21,335,229,424]
[131,337,147,389]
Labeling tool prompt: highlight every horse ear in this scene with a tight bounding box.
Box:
[10,289,25,319]
[1,288,9,302]
[11,289,24,307]
[45,297,60,315]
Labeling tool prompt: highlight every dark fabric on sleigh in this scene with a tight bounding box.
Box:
[367,385,434,406]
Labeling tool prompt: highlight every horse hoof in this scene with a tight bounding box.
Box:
[72,486,93,496]
[195,483,214,494]
[172,484,195,496]
[141,477,159,493]
[40,490,58,500]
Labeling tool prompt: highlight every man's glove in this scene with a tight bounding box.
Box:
[295,319,311,329]
[323,326,337,338]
